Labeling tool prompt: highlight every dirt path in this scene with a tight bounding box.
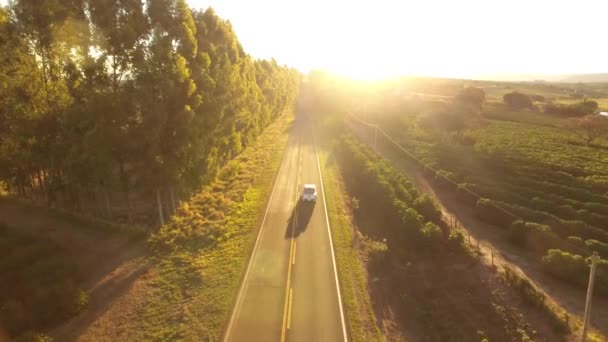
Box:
[0,199,152,341]
[349,122,608,340]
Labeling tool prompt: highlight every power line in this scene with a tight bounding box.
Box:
[347,113,521,220]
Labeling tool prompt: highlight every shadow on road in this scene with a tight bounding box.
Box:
[285,199,315,239]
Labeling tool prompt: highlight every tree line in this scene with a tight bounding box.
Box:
[0,1,299,226]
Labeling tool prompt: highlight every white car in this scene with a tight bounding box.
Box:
[301,184,317,202]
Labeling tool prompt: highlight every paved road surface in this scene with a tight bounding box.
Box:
[223,115,347,342]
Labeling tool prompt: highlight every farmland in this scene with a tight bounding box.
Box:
[306,73,608,339]
[308,103,570,340]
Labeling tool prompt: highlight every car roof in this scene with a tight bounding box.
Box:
[303,184,316,189]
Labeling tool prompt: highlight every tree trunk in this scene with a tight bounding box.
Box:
[103,187,112,219]
[156,187,165,227]
[169,185,177,215]
[73,184,82,212]
[118,158,132,222]
[37,170,45,194]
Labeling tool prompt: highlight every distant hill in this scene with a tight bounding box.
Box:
[559,74,608,83]
[476,73,608,83]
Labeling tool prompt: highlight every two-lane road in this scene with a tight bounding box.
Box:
[223,116,347,342]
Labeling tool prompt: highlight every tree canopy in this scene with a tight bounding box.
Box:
[0,1,300,221]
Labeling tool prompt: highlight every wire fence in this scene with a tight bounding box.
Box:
[345,112,594,263]
[346,113,522,221]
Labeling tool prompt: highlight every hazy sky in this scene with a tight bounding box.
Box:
[189,0,608,79]
[2,0,606,79]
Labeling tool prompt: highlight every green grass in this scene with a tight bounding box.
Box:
[316,122,383,342]
[0,222,87,341]
[138,113,293,341]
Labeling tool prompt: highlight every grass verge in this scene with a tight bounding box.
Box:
[316,123,383,342]
[138,113,293,341]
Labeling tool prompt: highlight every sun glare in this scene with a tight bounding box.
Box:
[193,0,608,80]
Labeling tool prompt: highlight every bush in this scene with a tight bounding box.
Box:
[475,198,514,228]
[447,229,466,252]
[421,222,443,245]
[508,220,566,255]
[585,239,608,259]
[541,249,608,295]
[544,101,598,117]
[503,91,533,110]
[365,238,389,273]
[567,236,585,247]
[414,194,442,223]
[337,135,469,257]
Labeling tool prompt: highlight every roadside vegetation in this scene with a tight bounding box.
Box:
[140,113,292,341]
[0,222,87,341]
[0,2,299,340]
[0,1,299,228]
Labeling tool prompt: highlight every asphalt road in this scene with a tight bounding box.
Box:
[223,116,347,342]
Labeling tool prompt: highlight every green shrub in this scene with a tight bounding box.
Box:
[447,229,466,251]
[567,236,585,247]
[337,134,467,257]
[414,194,442,223]
[508,220,568,255]
[420,222,443,249]
[503,91,533,109]
[365,239,389,273]
[541,249,608,295]
[585,239,608,259]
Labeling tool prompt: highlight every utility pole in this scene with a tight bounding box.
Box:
[581,252,600,342]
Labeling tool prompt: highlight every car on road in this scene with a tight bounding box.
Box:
[301,184,317,202]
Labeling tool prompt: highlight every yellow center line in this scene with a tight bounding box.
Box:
[281,132,301,342]
[287,288,294,329]
[281,239,294,341]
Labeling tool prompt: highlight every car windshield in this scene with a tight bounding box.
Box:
[304,188,315,194]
